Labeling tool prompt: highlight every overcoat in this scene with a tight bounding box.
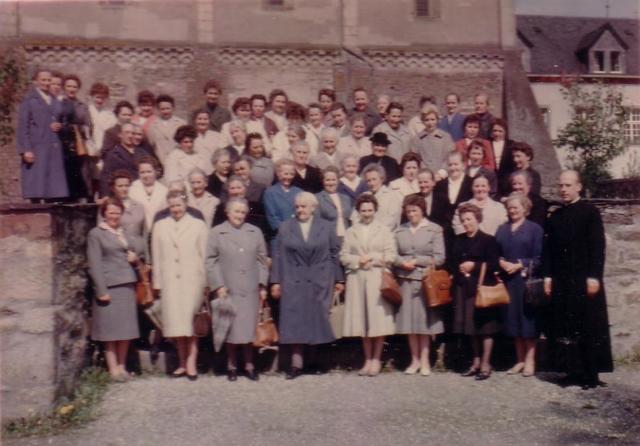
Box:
[152,214,208,337]
[100,144,150,196]
[263,183,303,232]
[16,87,68,199]
[437,112,466,142]
[340,221,397,337]
[410,129,454,175]
[372,121,412,163]
[147,116,187,164]
[206,221,269,344]
[271,217,344,344]
[315,190,353,235]
[541,199,613,374]
[129,180,168,232]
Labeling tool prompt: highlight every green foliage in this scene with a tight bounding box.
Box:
[2,367,110,439]
[0,48,27,147]
[553,79,628,195]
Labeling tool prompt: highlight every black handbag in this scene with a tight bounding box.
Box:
[524,276,548,307]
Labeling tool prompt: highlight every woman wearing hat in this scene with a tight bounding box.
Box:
[358,132,401,184]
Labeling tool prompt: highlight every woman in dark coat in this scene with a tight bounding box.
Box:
[451,202,501,381]
[496,193,543,377]
[490,118,517,198]
[270,192,344,379]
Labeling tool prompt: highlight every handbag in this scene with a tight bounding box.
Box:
[193,296,212,338]
[524,275,548,307]
[135,260,154,306]
[380,268,402,306]
[475,262,510,308]
[329,290,345,339]
[254,300,279,348]
[422,264,453,308]
[73,125,87,156]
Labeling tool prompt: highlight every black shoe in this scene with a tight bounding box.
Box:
[461,368,479,377]
[227,370,238,382]
[187,374,198,381]
[246,370,259,381]
[170,370,186,379]
[475,370,491,381]
[286,367,302,380]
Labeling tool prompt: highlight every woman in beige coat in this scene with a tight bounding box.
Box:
[152,190,209,380]
[340,194,397,376]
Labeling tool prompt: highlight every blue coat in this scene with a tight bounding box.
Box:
[16,87,68,199]
[271,217,344,344]
[262,183,303,232]
[438,113,466,142]
[337,178,367,202]
[315,190,353,235]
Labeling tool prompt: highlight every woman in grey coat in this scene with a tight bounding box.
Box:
[206,198,269,382]
[315,166,353,241]
[87,198,144,381]
[271,192,344,379]
[394,194,446,376]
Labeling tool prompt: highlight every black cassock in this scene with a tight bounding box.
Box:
[541,200,613,377]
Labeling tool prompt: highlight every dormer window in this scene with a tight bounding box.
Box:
[590,49,625,73]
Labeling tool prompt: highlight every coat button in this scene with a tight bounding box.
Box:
[175,258,179,263]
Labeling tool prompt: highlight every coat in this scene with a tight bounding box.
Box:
[16,87,68,199]
[192,105,232,132]
[310,151,344,170]
[188,191,220,228]
[292,165,323,193]
[437,112,466,142]
[205,222,269,344]
[393,221,445,280]
[467,166,498,197]
[152,214,209,337]
[452,198,507,236]
[263,183,303,232]
[340,221,397,337]
[455,138,496,170]
[372,121,412,163]
[249,156,275,189]
[129,180,169,232]
[100,144,150,196]
[495,139,517,197]
[147,116,187,164]
[338,135,371,160]
[410,129,454,176]
[163,149,212,185]
[541,200,613,374]
[271,217,344,344]
[358,155,401,184]
[315,190,353,237]
[350,105,382,136]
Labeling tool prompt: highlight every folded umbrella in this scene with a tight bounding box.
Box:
[211,295,236,352]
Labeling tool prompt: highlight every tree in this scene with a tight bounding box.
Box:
[553,78,628,195]
[0,47,27,147]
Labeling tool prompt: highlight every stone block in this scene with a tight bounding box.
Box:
[19,306,56,334]
[1,384,56,421]
[612,226,640,242]
[0,213,52,240]
[1,331,55,385]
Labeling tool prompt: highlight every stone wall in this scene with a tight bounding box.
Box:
[0,204,95,421]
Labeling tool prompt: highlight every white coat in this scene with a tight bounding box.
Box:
[129,179,168,232]
[152,214,208,337]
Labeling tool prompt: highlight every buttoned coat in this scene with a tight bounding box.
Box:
[263,183,303,232]
[315,190,353,235]
[100,144,150,196]
[271,217,344,344]
[16,87,68,199]
[129,180,169,232]
[410,129,454,174]
[152,214,208,337]
[350,186,403,231]
[340,221,397,337]
[206,222,269,343]
[188,191,220,228]
[393,222,445,280]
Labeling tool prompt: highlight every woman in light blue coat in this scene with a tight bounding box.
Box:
[263,158,303,250]
[315,166,352,241]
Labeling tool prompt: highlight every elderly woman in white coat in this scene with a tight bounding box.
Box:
[152,190,209,380]
[350,164,402,231]
[341,194,397,377]
[394,194,446,376]
[206,198,269,381]
[129,156,168,232]
[187,168,220,227]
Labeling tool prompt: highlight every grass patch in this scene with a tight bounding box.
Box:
[2,367,110,439]
[614,346,640,367]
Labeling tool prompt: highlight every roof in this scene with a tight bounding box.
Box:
[516,15,640,75]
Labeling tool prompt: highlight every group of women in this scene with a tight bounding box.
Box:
[86,85,549,383]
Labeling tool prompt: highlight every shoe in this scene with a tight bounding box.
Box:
[461,368,479,377]
[110,374,127,383]
[507,363,525,375]
[187,373,198,381]
[227,370,238,382]
[405,364,420,375]
[170,369,186,379]
[420,368,432,377]
[368,361,382,377]
[246,370,259,381]
[475,370,492,381]
[286,367,302,380]
[522,366,535,378]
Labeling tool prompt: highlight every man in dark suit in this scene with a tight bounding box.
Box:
[542,170,613,389]
[191,79,231,132]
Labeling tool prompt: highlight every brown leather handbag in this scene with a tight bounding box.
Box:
[135,260,154,306]
[193,296,212,337]
[73,125,87,156]
[422,265,453,308]
[381,268,402,306]
[475,262,510,308]
[254,299,279,348]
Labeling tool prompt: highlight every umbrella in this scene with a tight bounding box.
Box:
[143,300,163,331]
[211,295,236,352]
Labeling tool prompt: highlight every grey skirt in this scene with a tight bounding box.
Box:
[395,279,444,335]
[91,283,140,342]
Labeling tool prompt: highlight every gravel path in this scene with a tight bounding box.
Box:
[6,367,640,446]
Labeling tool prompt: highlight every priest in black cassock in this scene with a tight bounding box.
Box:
[542,170,613,389]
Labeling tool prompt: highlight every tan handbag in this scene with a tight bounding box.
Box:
[475,262,510,308]
[422,264,453,308]
[380,268,402,306]
[329,290,345,339]
[254,300,279,347]
[193,297,212,337]
[73,125,87,156]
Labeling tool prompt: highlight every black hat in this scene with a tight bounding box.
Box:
[369,132,391,146]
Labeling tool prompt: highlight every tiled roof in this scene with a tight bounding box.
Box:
[516,15,639,75]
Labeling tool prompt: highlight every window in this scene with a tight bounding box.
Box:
[625,108,640,145]
[540,107,551,132]
[590,49,625,74]
[594,51,605,72]
[611,51,621,72]
[415,0,440,18]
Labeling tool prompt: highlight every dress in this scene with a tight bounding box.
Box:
[152,214,209,337]
[495,220,543,338]
[451,230,501,336]
[87,226,143,342]
[393,221,446,335]
[271,217,344,344]
[340,221,397,337]
[205,222,269,344]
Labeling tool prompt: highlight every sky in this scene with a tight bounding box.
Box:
[513,0,639,19]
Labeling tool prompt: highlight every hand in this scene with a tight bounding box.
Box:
[216,286,228,298]
[126,250,138,264]
[459,261,475,274]
[434,173,443,182]
[22,151,35,164]
[543,278,552,297]
[259,288,268,301]
[334,283,345,294]
[500,260,519,275]
[401,260,416,271]
[97,294,111,303]
[586,278,600,297]
[270,284,281,299]
[95,196,108,206]
[358,255,371,268]
[50,122,62,132]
